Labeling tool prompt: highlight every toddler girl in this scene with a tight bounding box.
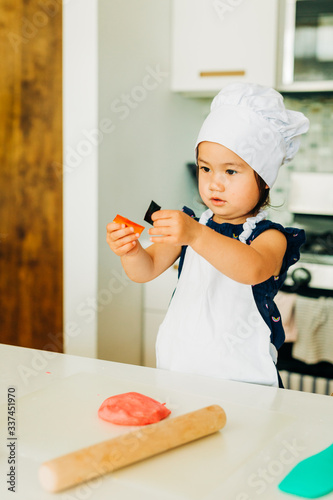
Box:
[106,83,309,387]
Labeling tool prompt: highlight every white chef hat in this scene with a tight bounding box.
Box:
[195,83,309,187]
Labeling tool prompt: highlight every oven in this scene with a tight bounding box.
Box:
[276,173,333,394]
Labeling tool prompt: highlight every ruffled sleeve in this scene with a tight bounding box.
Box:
[250,220,305,275]
[181,206,199,221]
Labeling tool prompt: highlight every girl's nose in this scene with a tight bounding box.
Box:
[209,175,225,191]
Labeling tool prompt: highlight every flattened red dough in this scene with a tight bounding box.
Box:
[113,215,145,235]
[98,392,171,426]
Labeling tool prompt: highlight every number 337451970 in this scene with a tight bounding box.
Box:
[7,388,16,434]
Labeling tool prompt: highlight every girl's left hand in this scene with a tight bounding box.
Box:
[148,210,201,247]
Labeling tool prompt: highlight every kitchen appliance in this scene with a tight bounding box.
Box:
[288,172,333,216]
[277,0,333,91]
[277,171,333,393]
[285,171,333,295]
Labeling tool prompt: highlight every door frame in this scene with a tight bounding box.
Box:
[63,0,98,357]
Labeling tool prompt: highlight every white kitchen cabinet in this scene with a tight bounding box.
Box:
[171,0,279,96]
[142,263,179,367]
[143,311,166,368]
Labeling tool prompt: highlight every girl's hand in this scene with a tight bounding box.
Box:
[149,210,201,247]
[106,222,141,257]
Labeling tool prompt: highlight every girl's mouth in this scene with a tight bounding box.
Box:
[211,197,226,206]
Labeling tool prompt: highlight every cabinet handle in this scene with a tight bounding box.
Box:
[199,70,246,77]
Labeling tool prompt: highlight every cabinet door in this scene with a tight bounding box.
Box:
[143,264,178,310]
[171,0,279,96]
[142,264,178,367]
[142,311,166,368]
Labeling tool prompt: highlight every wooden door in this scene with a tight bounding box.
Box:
[0,0,63,351]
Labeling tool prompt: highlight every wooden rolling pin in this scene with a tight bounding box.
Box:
[39,404,226,493]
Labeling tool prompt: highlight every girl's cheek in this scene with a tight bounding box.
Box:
[198,186,205,200]
[198,178,206,192]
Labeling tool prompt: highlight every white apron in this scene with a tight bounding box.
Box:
[156,210,279,386]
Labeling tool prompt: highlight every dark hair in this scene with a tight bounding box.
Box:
[253,172,270,214]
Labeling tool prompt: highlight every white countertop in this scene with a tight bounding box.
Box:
[0,343,332,500]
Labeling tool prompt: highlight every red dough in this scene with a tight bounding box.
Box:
[113,214,145,235]
[98,392,171,426]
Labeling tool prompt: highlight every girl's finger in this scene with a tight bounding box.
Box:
[149,235,172,244]
[148,226,171,236]
[108,236,138,255]
[112,232,140,247]
[106,222,125,232]
[108,226,135,241]
[152,218,175,228]
[151,210,176,221]
[117,241,138,255]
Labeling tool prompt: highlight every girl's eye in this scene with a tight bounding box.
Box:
[226,169,237,175]
[199,166,210,173]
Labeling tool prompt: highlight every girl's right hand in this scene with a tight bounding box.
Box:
[106,223,141,257]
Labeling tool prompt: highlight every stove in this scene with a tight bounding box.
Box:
[278,173,333,386]
[301,231,333,256]
[284,231,333,294]
[283,172,333,295]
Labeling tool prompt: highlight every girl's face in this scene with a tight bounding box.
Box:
[197,141,262,225]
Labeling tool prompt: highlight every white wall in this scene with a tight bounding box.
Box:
[63,0,98,357]
[97,0,209,364]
